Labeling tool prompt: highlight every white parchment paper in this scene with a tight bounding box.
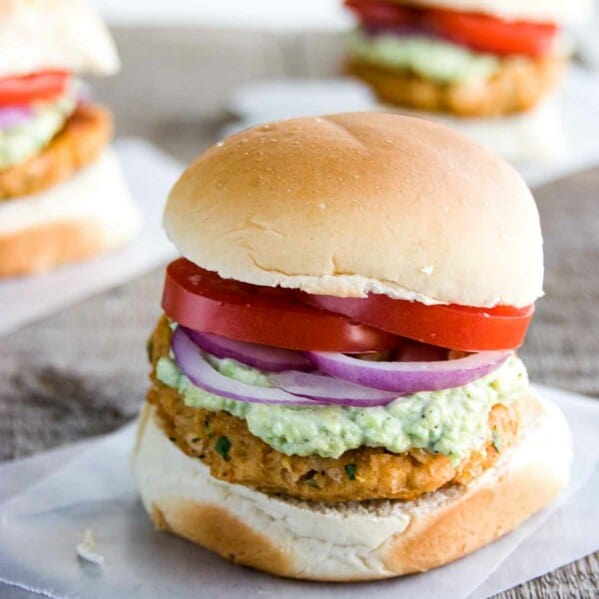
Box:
[0,385,597,599]
[0,139,181,337]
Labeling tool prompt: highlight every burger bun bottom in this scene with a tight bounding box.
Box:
[0,148,141,277]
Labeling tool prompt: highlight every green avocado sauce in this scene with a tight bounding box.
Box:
[0,91,77,170]
[347,29,501,84]
[156,348,527,463]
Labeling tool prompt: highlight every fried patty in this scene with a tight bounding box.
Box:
[0,104,112,200]
[347,55,565,117]
[147,316,521,502]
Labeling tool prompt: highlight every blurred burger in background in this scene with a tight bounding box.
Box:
[344,0,592,161]
[0,0,141,278]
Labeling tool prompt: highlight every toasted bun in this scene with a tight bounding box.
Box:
[164,113,543,307]
[0,148,141,276]
[132,394,570,581]
[0,0,119,78]
[398,0,592,24]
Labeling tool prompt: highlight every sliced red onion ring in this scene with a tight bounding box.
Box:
[183,327,313,372]
[270,371,400,407]
[172,327,323,406]
[0,106,33,129]
[305,350,511,394]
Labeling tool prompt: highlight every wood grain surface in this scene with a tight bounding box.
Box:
[0,27,597,598]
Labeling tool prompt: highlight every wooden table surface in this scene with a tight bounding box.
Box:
[1,27,598,598]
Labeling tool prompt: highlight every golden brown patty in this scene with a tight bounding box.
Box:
[0,104,112,200]
[347,55,565,116]
[147,316,521,502]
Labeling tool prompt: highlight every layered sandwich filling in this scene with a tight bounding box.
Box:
[147,259,537,503]
[344,0,567,114]
[0,85,77,169]
[148,314,527,502]
[347,30,501,84]
[0,70,111,200]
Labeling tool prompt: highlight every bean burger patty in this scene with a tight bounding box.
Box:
[347,55,564,117]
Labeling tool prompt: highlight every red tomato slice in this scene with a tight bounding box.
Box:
[162,259,400,352]
[425,9,558,56]
[0,71,70,106]
[345,0,558,56]
[301,294,534,352]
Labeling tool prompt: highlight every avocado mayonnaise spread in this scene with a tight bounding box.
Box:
[0,92,77,169]
[157,349,528,463]
[347,29,501,84]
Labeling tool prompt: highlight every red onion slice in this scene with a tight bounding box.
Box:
[270,371,400,407]
[0,106,33,129]
[305,350,511,393]
[172,327,323,406]
[183,327,313,372]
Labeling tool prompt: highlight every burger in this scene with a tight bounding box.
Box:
[343,0,591,161]
[132,112,571,580]
[344,0,590,116]
[0,0,141,277]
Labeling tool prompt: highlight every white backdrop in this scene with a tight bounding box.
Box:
[90,0,351,30]
[90,1,598,67]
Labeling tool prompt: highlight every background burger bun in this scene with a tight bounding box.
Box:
[0,0,120,78]
[132,394,571,581]
[397,0,592,24]
[0,149,141,277]
[164,113,543,308]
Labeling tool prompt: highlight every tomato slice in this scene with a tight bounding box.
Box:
[0,71,70,106]
[425,9,558,56]
[162,259,400,352]
[345,0,558,56]
[300,294,534,352]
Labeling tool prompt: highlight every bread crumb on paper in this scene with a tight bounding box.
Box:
[76,528,104,565]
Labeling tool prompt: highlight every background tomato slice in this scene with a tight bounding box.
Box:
[425,9,558,56]
[162,259,400,352]
[301,294,534,352]
[0,71,70,106]
[345,0,558,56]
